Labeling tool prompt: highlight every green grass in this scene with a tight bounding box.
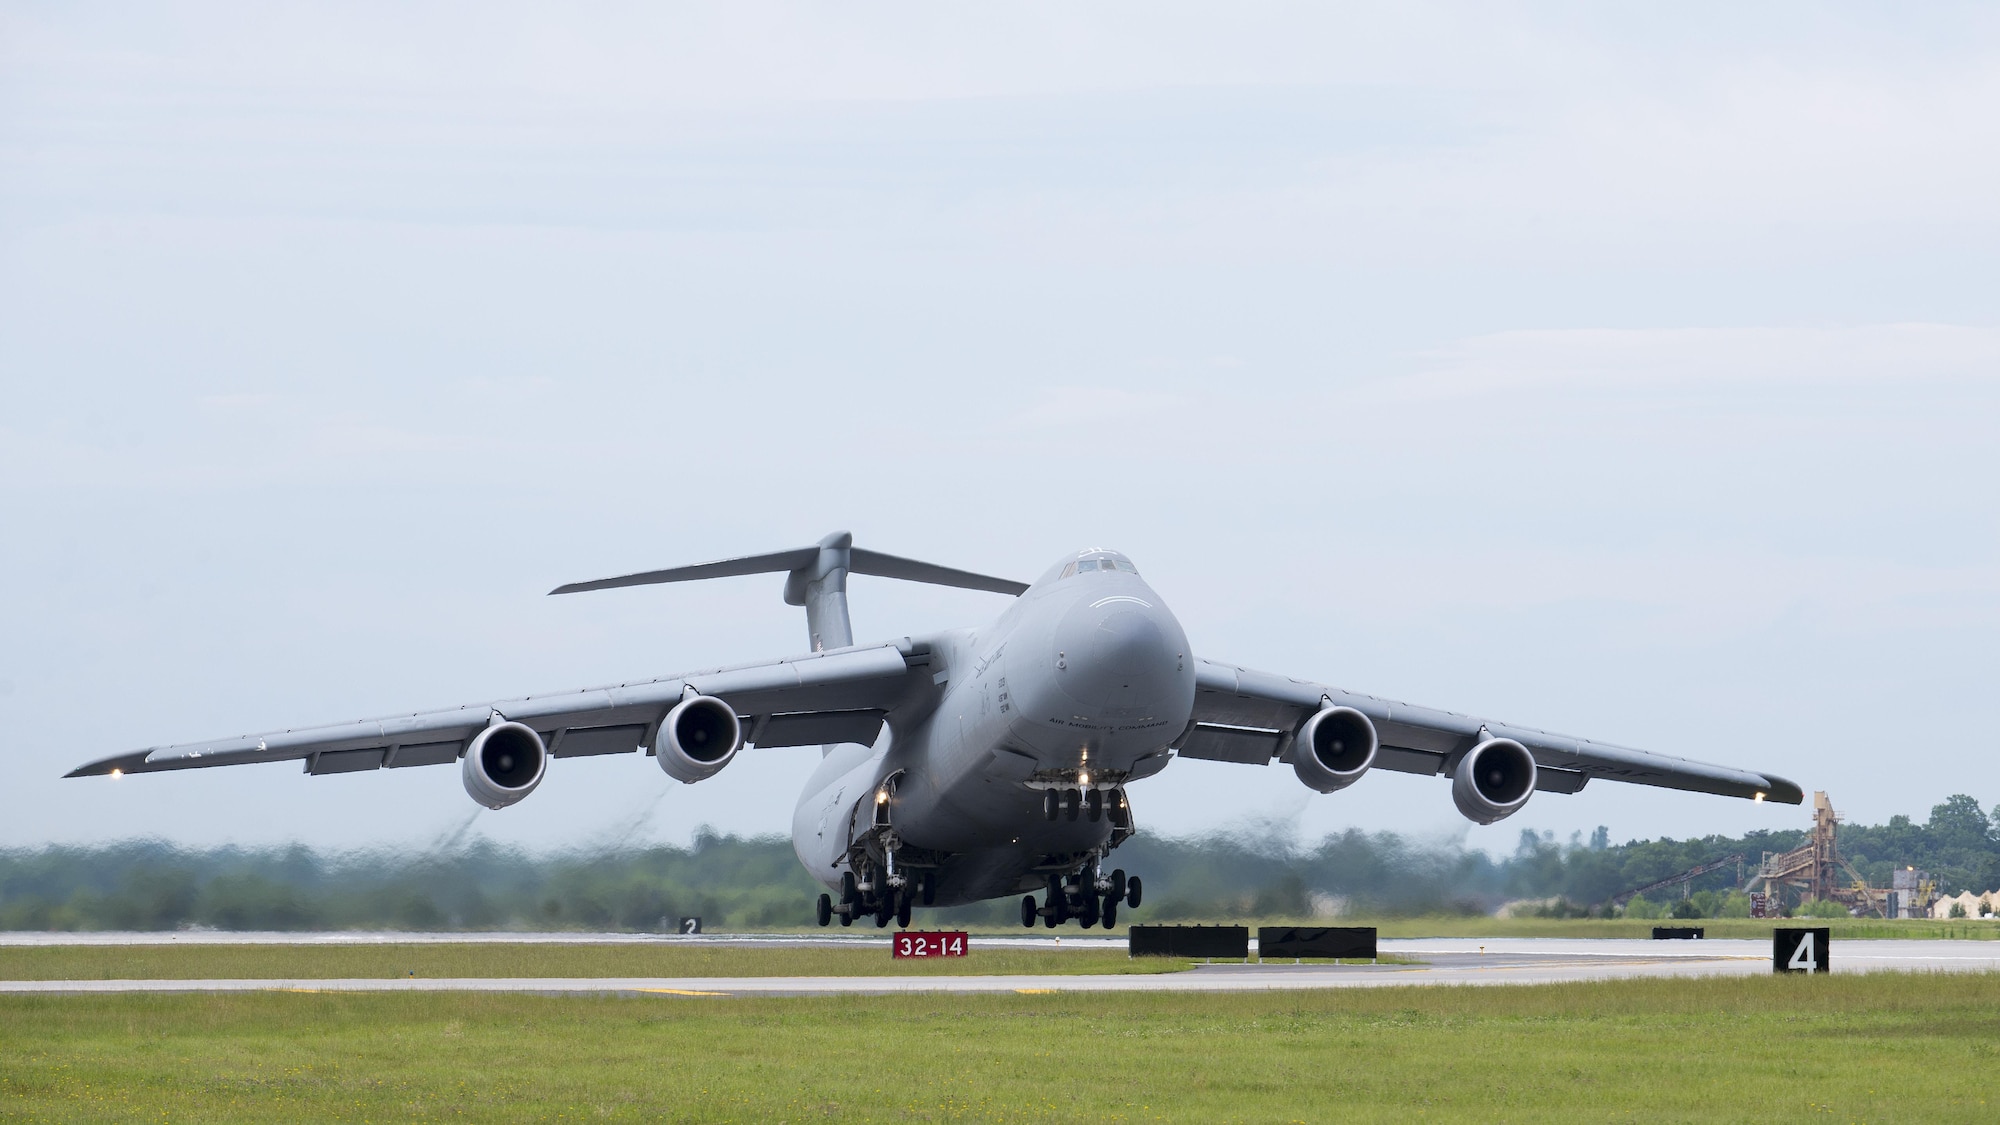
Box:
[4,973,1998,1122]
[0,943,1190,981]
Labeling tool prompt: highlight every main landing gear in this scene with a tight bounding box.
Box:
[1020,862,1142,930]
[816,863,935,929]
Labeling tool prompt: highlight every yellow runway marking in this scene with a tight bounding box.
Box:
[636,988,731,997]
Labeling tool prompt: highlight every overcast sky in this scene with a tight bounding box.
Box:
[2,3,1996,858]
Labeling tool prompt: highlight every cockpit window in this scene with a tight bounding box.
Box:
[1062,558,1138,578]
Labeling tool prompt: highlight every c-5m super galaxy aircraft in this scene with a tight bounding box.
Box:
[71,533,1802,930]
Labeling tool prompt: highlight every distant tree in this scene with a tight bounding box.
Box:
[1669,897,1705,920]
[1798,899,1850,919]
[1623,895,1662,920]
[1589,826,1610,851]
[1928,795,1991,851]
[1949,901,1968,919]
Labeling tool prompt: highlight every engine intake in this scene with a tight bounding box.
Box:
[655,695,743,783]
[1291,706,1378,793]
[1451,738,1537,824]
[461,721,548,809]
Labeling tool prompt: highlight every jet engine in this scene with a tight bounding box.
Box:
[1451,738,1537,824]
[654,695,743,783]
[1291,705,1378,793]
[461,721,548,809]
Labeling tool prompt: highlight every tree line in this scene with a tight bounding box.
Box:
[3,795,1995,930]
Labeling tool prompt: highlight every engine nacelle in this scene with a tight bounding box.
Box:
[655,695,743,784]
[461,721,548,810]
[1451,738,1537,825]
[1291,706,1378,793]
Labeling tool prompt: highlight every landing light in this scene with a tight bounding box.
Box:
[109,769,123,779]
[1754,792,1764,803]
[875,790,889,805]
[1078,771,1090,787]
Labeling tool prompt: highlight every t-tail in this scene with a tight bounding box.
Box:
[550,530,1028,652]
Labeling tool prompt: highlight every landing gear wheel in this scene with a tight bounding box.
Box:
[896,891,913,928]
[875,895,893,927]
[816,894,833,927]
[920,872,936,907]
[1101,898,1118,929]
[1085,789,1103,822]
[1125,876,1143,909]
[838,906,853,928]
[1047,875,1070,923]
[1079,890,1100,928]
[1044,790,1059,821]
[1110,869,1127,902]
[841,871,859,905]
[1042,897,1058,928]
[1064,789,1080,821]
[1022,895,1038,928]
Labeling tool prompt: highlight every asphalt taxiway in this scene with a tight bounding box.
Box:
[4,935,1997,996]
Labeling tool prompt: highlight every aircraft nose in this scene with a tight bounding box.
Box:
[1053,597,1186,714]
[1090,609,1166,676]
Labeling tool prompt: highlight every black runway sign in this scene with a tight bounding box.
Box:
[1257,926,1378,960]
[1773,927,1830,973]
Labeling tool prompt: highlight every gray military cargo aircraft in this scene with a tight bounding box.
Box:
[70,532,1802,929]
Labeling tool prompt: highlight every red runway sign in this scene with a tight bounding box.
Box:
[892,931,969,958]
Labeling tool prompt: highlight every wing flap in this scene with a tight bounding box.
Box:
[1174,723,1284,765]
[750,710,885,749]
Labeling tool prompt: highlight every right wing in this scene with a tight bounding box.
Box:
[67,642,930,779]
[1179,658,1802,804]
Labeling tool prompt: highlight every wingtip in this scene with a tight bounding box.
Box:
[65,752,149,779]
[1762,775,1806,805]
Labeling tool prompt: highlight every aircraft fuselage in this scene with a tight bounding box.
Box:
[790,552,1192,906]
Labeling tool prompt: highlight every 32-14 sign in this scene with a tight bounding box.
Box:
[893,932,969,958]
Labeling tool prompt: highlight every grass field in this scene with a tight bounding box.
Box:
[4,972,1997,1122]
[0,944,1197,981]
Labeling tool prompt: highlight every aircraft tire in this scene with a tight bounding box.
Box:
[1079,890,1100,928]
[1021,895,1038,928]
[896,891,913,928]
[839,907,853,928]
[816,894,832,927]
[1125,876,1143,909]
[1043,790,1059,820]
[1064,789,1080,821]
[1085,790,1103,821]
[920,872,936,906]
[841,871,859,905]
[1110,869,1127,900]
[1101,898,1118,929]
[1043,902,1058,928]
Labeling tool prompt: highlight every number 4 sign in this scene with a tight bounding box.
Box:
[1773,927,1830,974]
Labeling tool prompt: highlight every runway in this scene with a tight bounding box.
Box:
[5,936,1998,995]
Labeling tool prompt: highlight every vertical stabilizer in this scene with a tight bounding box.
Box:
[783,531,855,652]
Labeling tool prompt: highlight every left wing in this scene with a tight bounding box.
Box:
[1176,658,1802,803]
[67,643,926,779]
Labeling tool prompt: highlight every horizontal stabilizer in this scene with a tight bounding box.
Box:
[549,533,1027,600]
[850,548,1029,597]
[550,548,818,595]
